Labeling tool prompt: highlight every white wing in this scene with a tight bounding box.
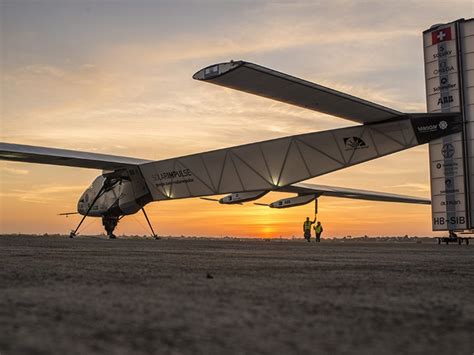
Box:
[281,182,430,205]
[0,111,461,202]
[0,143,151,171]
[193,61,402,124]
[139,113,461,201]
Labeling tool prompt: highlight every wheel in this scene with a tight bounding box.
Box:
[438,238,441,245]
[459,239,462,245]
[467,239,469,245]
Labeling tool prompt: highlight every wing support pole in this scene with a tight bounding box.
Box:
[142,207,159,239]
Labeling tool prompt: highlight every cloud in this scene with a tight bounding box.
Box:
[1,166,29,175]
[2,0,470,235]
[0,184,84,204]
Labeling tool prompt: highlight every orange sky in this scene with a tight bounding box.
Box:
[1,1,471,237]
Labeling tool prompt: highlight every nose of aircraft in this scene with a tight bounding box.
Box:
[77,190,89,215]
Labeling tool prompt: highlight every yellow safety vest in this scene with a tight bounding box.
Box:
[315,224,323,233]
[304,221,312,230]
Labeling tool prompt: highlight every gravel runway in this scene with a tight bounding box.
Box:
[1,236,473,355]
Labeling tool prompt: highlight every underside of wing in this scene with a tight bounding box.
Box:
[281,182,430,205]
[0,143,152,171]
[193,61,402,124]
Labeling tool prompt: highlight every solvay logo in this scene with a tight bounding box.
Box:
[439,121,448,130]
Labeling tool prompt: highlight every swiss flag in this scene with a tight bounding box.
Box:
[432,27,452,44]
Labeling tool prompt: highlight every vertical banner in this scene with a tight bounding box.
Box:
[459,20,474,229]
[423,20,473,231]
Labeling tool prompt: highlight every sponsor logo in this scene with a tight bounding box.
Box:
[441,143,455,158]
[433,77,457,92]
[431,27,452,45]
[437,96,454,105]
[440,200,461,206]
[433,216,466,226]
[433,62,455,75]
[416,121,448,133]
[433,44,453,59]
[438,121,448,129]
[440,187,460,193]
[343,136,368,150]
[433,161,459,174]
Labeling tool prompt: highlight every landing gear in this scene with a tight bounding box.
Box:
[69,181,109,238]
[69,176,121,239]
[142,207,159,239]
[102,216,119,239]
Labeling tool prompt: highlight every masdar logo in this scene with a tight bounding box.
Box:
[432,27,452,44]
[343,137,368,150]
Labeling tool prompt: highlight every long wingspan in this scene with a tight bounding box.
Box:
[281,182,430,205]
[193,61,402,124]
[0,143,151,171]
[0,113,462,202]
[139,113,462,201]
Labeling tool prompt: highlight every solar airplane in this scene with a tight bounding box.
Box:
[0,61,462,238]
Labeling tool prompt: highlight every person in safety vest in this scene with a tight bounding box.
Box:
[303,217,316,242]
[314,221,323,242]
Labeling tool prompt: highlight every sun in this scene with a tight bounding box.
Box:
[260,226,276,238]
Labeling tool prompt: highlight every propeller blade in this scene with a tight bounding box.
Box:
[253,203,269,206]
[58,212,79,216]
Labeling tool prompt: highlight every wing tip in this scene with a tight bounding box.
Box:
[192,60,244,81]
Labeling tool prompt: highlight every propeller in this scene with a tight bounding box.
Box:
[253,203,269,207]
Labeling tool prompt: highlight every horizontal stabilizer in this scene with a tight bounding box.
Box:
[193,61,402,124]
[281,183,430,204]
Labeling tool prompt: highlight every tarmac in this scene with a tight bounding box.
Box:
[1,236,473,355]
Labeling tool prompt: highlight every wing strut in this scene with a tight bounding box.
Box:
[141,207,159,240]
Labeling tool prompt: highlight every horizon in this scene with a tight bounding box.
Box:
[1,1,473,237]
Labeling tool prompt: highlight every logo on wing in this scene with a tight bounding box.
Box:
[343,137,368,150]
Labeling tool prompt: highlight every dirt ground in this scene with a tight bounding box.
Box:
[0,236,473,355]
